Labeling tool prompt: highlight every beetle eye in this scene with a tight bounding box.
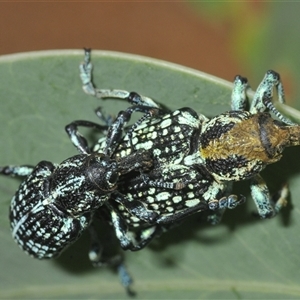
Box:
[107,171,118,186]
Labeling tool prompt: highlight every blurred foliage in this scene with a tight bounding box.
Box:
[189,2,300,109]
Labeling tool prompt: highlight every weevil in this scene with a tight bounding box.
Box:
[0,101,165,294]
[79,49,297,251]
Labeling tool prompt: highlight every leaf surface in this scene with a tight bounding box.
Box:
[0,50,299,299]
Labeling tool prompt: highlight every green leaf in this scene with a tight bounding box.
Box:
[0,50,300,299]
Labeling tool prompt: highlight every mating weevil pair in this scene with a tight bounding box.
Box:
[0,48,299,293]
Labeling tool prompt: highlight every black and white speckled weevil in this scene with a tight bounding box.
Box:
[79,49,295,251]
[0,91,165,293]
